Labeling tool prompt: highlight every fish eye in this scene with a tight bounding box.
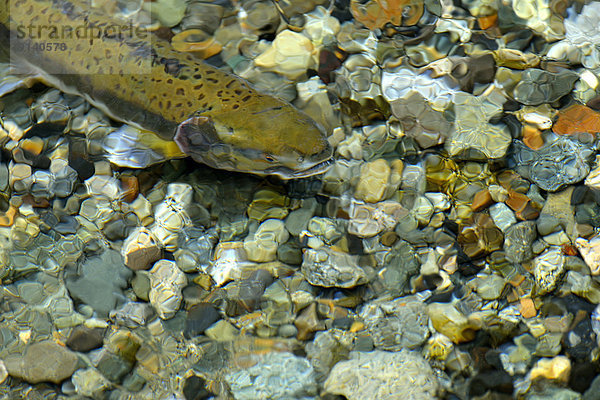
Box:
[297,156,304,163]
[263,153,276,162]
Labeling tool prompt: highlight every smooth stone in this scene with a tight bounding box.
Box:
[4,340,79,384]
[277,240,303,265]
[96,351,133,383]
[285,208,314,236]
[354,159,393,203]
[305,331,349,383]
[66,325,105,352]
[427,303,481,344]
[131,272,151,301]
[576,235,600,275]
[471,274,506,300]
[182,375,213,400]
[184,303,221,338]
[71,368,111,398]
[489,202,517,232]
[243,218,289,262]
[66,249,132,317]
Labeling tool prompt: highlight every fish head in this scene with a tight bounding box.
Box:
[174,95,333,178]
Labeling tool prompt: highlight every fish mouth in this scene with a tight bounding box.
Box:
[265,158,334,179]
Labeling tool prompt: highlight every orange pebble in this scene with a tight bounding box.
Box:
[553,104,600,136]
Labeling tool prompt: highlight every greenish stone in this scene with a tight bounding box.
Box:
[96,352,134,383]
[277,240,303,265]
[131,272,151,302]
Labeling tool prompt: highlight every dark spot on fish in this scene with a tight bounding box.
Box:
[198,93,205,100]
[193,74,202,79]
[167,79,173,84]
[176,88,185,96]
[159,101,163,109]
[166,100,171,108]
[217,90,223,97]
[187,101,192,107]
[233,104,239,109]
[242,95,251,102]
[234,89,242,95]
[206,78,218,84]
[206,70,215,75]
[193,84,203,90]
[225,80,235,88]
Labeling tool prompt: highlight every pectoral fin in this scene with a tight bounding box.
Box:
[173,115,220,156]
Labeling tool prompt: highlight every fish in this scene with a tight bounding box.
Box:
[0,0,333,178]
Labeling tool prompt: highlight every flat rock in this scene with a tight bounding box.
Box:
[323,349,439,400]
[4,340,79,384]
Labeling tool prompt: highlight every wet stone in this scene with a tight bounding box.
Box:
[96,351,133,383]
[184,303,221,338]
[510,136,594,192]
[323,349,439,400]
[301,247,368,288]
[512,69,578,106]
[504,221,537,263]
[65,249,132,317]
[359,296,430,350]
[4,340,79,384]
[109,302,155,328]
[225,352,317,400]
[148,259,187,319]
[182,375,213,400]
[66,325,105,352]
[533,247,566,295]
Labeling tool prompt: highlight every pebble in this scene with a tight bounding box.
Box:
[301,247,368,288]
[122,227,162,271]
[254,30,317,79]
[3,340,79,384]
[446,89,511,159]
[533,247,566,295]
[65,249,132,317]
[348,200,407,238]
[504,221,537,263]
[323,349,439,400]
[354,159,393,202]
[359,296,430,350]
[148,259,187,319]
[511,136,594,192]
[529,356,571,383]
[427,302,481,344]
[225,352,318,399]
[244,218,289,262]
[66,325,105,352]
[575,235,600,275]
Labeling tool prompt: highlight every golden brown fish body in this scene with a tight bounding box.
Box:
[0,0,332,177]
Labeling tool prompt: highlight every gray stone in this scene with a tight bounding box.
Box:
[504,221,537,263]
[225,352,317,400]
[66,249,132,317]
[301,247,368,288]
[510,137,594,192]
[4,340,79,384]
[359,296,430,350]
